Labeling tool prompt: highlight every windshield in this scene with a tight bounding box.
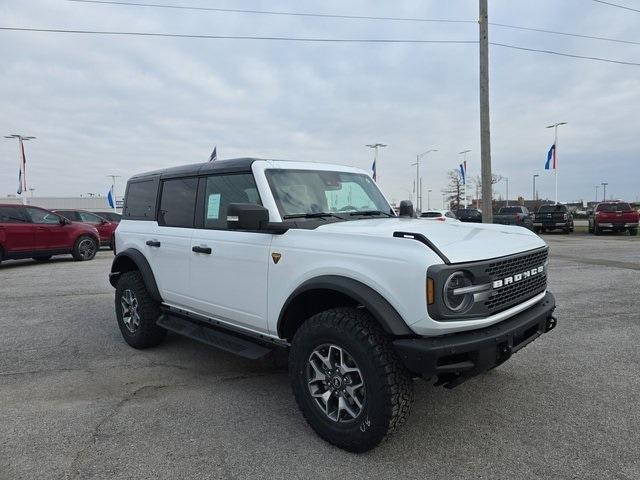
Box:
[265,169,393,218]
[597,203,632,212]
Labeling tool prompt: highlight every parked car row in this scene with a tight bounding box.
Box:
[0,204,121,265]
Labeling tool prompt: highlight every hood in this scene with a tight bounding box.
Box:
[315,218,546,264]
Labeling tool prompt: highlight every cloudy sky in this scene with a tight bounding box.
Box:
[1,0,639,206]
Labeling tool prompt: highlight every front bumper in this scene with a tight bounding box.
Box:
[393,292,556,388]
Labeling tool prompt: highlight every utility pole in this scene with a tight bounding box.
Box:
[546,122,567,204]
[366,143,387,186]
[601,182,608,201]
[479,0,493,223]
[4,134,36,205]
[411,149,437,212]
[427,189,432,210]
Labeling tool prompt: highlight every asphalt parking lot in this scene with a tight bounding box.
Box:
[1,233,639,480]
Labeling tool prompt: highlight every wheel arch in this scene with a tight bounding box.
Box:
[277,275,414,341]
[109,248,162,302]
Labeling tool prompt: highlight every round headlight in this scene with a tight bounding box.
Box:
[443,271,474,313]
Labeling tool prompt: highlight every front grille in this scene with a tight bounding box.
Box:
[483,248,548,314]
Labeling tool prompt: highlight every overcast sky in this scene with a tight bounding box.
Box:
[1,0,639,206]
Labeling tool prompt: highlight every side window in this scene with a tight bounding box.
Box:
[79,212,103,223]
[25,208,61,224]
[124,179,158,219]
[58,211,80,221]
[0,206,28,223]
[158,177,198,228]
[203,174,261,229]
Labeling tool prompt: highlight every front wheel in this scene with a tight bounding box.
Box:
[115,271,166,349]
[289,307,414,452]
[72,235,97,261]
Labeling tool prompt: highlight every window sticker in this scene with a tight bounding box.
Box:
[207,193,221,219]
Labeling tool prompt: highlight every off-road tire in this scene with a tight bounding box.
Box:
[115,271,166,349]
[594,224,601,235]
[33,255,52,262]
[71,235,98,261]
[289,307,414,453]
[630,228,638,236]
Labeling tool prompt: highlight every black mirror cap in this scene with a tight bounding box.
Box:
[227,203,270,230]
[399,200,414,218]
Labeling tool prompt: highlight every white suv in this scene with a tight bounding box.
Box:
[110,158,557,452]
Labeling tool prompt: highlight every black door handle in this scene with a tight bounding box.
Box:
[146,240,161,247]
[192,246,212,254]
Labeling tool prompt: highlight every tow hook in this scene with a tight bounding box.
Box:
[499,344,513,360]
[545,315,557,332]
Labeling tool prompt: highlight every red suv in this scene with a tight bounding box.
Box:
[0,204,100,265]
[53,209,118,249]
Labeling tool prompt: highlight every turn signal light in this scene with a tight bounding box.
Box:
[427,277,435,305]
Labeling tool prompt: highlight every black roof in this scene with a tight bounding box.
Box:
[129,157,261,181]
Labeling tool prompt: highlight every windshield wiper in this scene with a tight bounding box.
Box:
[283,212,345,220]
[349,210,394,217]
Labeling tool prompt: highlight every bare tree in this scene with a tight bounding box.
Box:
[473,173,503,208]
[445,169,464,210]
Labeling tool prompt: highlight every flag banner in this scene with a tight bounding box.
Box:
[17,168,23,195]
[209,146,217,162]
[107,188,115,208]
[459,163,466,185]
[545,144,556,170]
[371,158,377,181]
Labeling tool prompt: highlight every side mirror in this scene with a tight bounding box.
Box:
[399,200,414,218]
[59,217,71,225]
[227,203,270,231]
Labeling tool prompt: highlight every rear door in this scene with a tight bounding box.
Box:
[78,211,111,243]
[24,208,70,251]
[0,206,35,257]
[188,173,272,334]
[148,176,198,305]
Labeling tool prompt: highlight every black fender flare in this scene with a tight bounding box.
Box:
[278,275,414,338]
[109,248,162,303]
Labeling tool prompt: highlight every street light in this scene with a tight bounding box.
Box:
[427,189,432,210]
[545,122,567,204]
[5,134,36,204]
[505,177,509,206]
[411,149,437,211]
[366,143,387,184]
[459,150,471,208]
[601,182,608,201]
[533,174,539,201]
[595,185,599,204]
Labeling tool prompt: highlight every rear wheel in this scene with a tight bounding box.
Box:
[115,271,166,349]
[289,307,414,452]
[72,235,97,261]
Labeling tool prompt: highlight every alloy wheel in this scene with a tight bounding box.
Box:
[121,289,141,333]
[78,238,96,259]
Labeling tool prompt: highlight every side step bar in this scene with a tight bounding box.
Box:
[157,313,273,360]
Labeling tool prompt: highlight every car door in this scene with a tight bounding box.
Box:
[0,206,35,257]
[24,207,69,251]
[147,176,198,306]
[188,173,272,334]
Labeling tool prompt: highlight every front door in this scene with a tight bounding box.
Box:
[24,207,69,251]
[188,173,271,334]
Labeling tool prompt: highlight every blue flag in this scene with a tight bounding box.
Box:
[17,168,23,195]
[545,144,556,170]
[107,188,115,208]
[209,146,217,162]
[459,163,466,185]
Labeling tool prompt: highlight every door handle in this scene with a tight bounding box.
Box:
[192,245,212,254]
[146,240,161,247]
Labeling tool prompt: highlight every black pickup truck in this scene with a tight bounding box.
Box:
[493,206,534,230]
[533,204,574,234]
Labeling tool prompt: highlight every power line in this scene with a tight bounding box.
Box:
[1,26,638,66]
[67,0,640,47]
[591,0,640,13]
[0,27,476,43]
[66,0,475,24]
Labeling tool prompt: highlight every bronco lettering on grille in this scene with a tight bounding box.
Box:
[492,265,544,289]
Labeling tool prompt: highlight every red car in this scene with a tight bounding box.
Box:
[589,202,639,236]
[0,204,100,264]
[53,209,118,249]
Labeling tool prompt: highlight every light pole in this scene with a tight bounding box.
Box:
[4,134,36,204]
[441,192,446,210]
[427,189,432,210]
[411,149,437,211]
[505,177,509,207]
[459,150,471,208]
[595,185,599,204]
[366,143,387,185]
[533,174,539,202]
[601,182,608,201]
[546,122,568,204]
[28,188,35,198]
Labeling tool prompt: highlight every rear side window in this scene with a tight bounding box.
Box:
[597,203,631,212]
[25,208,61,224]
[57,210,81,221]
[124,179,158,219]
[0,206,28,223]
[79,212,103,223]
[158,177,198,228]
[203,174,261,229]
